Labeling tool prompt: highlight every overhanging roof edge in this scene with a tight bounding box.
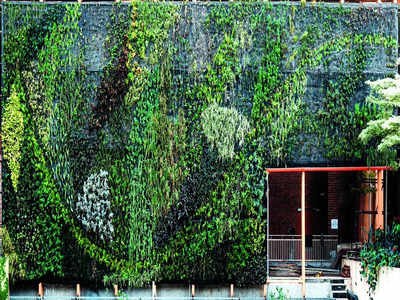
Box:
[265,166,391,173]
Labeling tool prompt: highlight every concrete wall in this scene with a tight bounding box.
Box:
[11,280,333,299]
[343,258,400,300]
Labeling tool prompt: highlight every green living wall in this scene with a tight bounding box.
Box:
[1,1,398,287]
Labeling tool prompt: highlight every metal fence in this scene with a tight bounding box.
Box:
[268,235,338,261]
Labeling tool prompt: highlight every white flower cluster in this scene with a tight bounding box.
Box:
[360,73,400,154]
[75,170,114,241]
[201,103,251,159]
[366,74,400,104]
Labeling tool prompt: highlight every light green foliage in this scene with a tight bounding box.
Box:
[201,103,250,160]
[124,68,149,106]
[2,85,24,191]
[0,228,24,283]
[21,62,49,149]
[127,0,179,66]
[270,287,288,300]
[359,74,400,158]
[0,257,9,300]
[76,170,114,242]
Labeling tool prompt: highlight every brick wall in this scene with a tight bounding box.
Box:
[328,172,358,240]
[268,172,356,236]
[268,173,301,235]
[328,172,342,235]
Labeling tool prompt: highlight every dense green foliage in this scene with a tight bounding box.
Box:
[2,1,397,287]
[360,222,400,295]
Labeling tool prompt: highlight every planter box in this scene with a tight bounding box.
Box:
[343,258,400,300]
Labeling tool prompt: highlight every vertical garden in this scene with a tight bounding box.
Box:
[1,1,398,287]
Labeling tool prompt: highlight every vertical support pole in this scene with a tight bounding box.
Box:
[369,172,373,233]
[6,258,9,300]
[38,283,44,298]
[376,170,384,230]
[114,284,118,297]
[265,172,270,300]
[266,172,270,281]
[375,170,378,230]
[301,171,306,299]
[230,284,234,298]
[76,284,81,298]
[263,284,267,300]
[152,281,157,300]
[191,284,195,298]
[385,170,388,232]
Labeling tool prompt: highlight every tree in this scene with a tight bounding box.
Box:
[359,72,400,164]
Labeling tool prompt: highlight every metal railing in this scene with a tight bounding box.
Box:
[268,235,338,261]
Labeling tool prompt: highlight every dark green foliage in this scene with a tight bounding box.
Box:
[2,1,397,288]
[360,223,400,294]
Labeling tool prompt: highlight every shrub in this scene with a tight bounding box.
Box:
[201,103,251,160]
[360,222,400,294]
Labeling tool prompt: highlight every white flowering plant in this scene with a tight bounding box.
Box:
[75,170,114,242]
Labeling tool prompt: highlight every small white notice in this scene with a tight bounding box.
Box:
[331,219,338,230]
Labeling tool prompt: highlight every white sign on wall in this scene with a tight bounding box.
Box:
[331,219,338,230]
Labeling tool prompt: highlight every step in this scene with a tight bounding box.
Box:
[332,292,347,298]
[332,285,346,291]
[331,279,345,284]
